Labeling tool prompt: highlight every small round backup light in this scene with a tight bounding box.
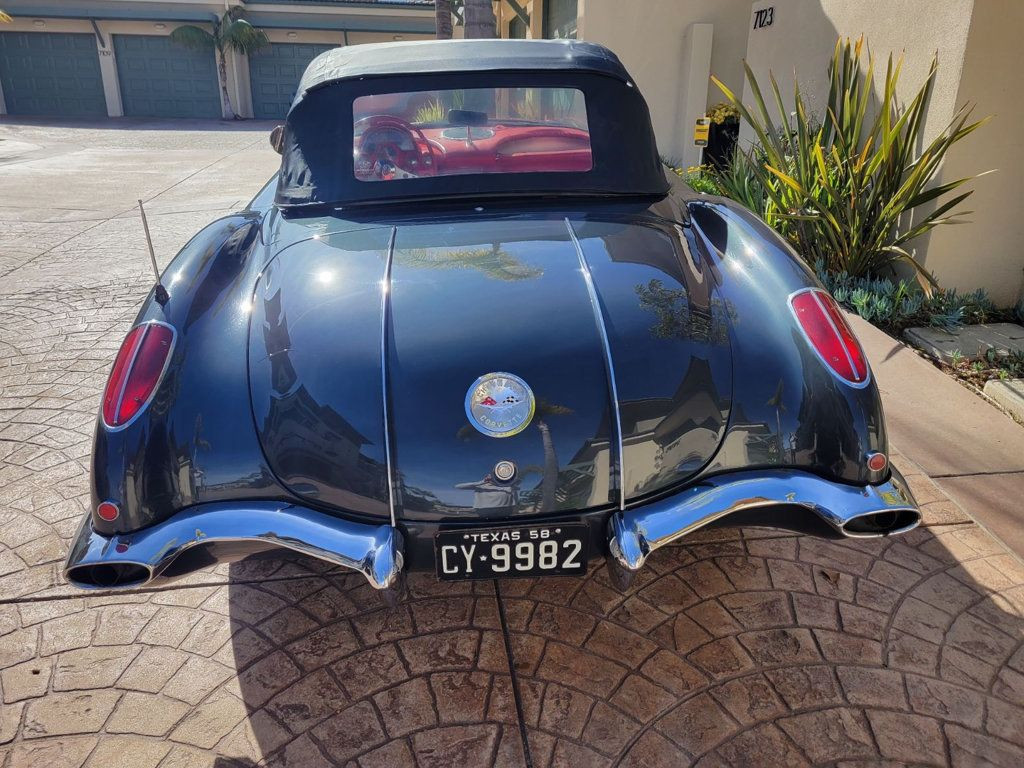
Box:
[866,452,888,473]
[96,501,120,522]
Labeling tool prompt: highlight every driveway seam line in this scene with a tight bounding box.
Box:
[0,569,348,606]
[0,136,262,282]
[930,469,1024,478]
[495,579,534,768]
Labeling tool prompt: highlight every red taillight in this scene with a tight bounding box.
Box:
[101,322,175,428]
[790,289,868,385]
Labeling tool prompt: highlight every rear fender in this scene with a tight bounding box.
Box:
[686,199,885,486]
[91,213,286,535]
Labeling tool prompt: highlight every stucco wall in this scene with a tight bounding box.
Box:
[741,0,974,140]
[740,0,1021,305]
[917,0,1024,305]
[576,0,751,161]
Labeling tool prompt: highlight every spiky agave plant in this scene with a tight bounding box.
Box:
[170,8,269,119]
[713,37,990,291]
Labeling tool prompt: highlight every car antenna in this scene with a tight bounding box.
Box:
[138,199,170,305]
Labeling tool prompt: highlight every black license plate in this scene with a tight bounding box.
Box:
[434,523,588,580]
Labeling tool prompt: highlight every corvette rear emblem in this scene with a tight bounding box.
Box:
[465,372,535,438]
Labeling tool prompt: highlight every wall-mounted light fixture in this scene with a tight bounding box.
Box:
[33,19,46,27]
[154,23,166,30]
[393,35,404,40]
[286,31,298,39]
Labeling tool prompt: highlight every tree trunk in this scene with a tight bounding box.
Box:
[435,0,453,39]
[463,0,496,39]
[216,49,237,119]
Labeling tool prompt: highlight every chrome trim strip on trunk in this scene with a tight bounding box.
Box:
[607,466,919,579]
[64,501,404,592]
[380,226,399,527]
[565,218,626,511]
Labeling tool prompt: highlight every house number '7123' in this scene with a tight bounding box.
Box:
[753,7,774,29]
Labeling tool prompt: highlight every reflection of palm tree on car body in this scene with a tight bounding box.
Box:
[458,397,573,514]
[398,246,543,282]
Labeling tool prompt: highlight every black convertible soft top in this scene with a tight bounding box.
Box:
[294,39,633,102]
[276,39,668,208]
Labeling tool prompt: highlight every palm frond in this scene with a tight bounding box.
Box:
[0,10,12,23]
[222,19,270,54]
[169,25,216,50]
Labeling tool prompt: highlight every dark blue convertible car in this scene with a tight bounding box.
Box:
[65,39,919,603]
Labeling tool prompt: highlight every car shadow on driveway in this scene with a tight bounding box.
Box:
[227,563,523,767]
[228,523,1024,767]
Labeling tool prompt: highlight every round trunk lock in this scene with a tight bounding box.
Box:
[494,460,517,482]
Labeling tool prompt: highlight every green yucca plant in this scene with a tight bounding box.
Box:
[712,37,990,290]
[713,146,767,214]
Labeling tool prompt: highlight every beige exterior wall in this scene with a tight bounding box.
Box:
[917,0,1024,305]
[740,0,1022,305]
[576,0,751,162]
[741,0,973,142]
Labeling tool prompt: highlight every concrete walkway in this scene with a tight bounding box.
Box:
[1,121,1023,767]
[851,315,1024,560]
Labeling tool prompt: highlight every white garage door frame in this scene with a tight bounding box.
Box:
[0,17,117,116]
[0,20,432,120]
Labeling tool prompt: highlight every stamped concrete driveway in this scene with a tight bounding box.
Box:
[2,120,1024,768]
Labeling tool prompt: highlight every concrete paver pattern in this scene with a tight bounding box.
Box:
[1,121,1023,767]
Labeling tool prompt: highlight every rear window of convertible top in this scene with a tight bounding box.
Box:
[353,87,591,182]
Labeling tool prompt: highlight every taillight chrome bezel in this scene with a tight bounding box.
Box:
[101,320,177,431]
[788,287,872,389]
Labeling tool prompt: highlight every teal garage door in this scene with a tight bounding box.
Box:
[249,42,335,119]
[114,35,220,118]
[0,32,106,117]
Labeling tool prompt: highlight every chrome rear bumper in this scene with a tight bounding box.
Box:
[606,467,919,587]
[65,469,917,598]
[64,501,404,600]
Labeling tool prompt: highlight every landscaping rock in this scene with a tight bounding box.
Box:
[983,379,1024,422]
[903,323,1024,363]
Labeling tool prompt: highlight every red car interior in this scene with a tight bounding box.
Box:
[354,115,593,181]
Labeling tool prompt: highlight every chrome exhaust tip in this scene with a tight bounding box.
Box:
[841,507,920,537]
[66,562,153,590]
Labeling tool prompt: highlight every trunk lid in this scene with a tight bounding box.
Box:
[248,214,732,522]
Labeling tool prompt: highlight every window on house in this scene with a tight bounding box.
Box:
[509,14,528,39]
[543,0,578,39]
